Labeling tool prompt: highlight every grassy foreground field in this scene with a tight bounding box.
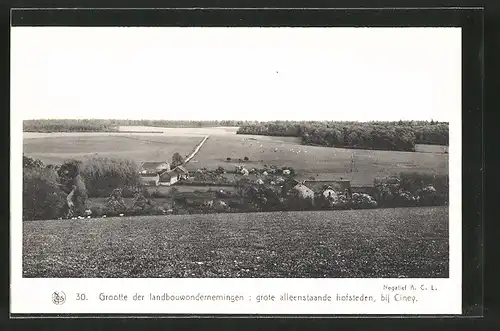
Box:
[23,206,448,278]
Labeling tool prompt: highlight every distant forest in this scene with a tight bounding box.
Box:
[237,121,449,151]
[23,119,255,132]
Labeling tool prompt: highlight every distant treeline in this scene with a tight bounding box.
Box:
[237,121,449,151]
[23,119,118,132]
[23,119,255,132]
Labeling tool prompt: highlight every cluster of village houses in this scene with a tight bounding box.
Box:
[138,161,370,205]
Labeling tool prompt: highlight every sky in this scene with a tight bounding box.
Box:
[11,27,461,121]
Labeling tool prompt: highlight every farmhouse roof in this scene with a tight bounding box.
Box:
[140,173,160,177]
[292,184,315,197]
[140,161,170,172]
[303,180,351,193]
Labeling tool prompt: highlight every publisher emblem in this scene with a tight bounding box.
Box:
[52,291,66,305]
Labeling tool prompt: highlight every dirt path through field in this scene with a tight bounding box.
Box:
[184,136,209,164]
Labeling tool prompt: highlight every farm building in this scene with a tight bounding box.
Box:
[140,161,170,174]
[159,166,190,186]
[139,161,171,186]
[304,180,352,199]
[140,173,160,186]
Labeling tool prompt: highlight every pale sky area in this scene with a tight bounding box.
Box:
[11,27,461,121]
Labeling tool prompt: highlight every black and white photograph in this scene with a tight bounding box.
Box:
[15,26,457,281]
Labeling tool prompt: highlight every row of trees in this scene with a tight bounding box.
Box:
[237,121,449,151]
[23,119,257,132]
[23,119,117,132]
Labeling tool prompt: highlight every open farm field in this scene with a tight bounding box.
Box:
[23,134,202,165]
[191,134,449,186]
[23,206,448,278]
[23,126,448,187]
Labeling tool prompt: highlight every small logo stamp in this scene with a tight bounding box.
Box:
[52,291,66,305]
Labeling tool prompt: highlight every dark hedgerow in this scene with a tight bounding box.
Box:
[374,172,448,208]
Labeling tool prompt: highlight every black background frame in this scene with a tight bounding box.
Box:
[6,3,484,325]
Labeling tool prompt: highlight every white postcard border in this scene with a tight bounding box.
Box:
[10,26,462,315]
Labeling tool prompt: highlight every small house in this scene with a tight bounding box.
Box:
[140,173,160,186]
[304,180,352,199]
[139,161,170,186]
[158,166,190,186]
[291,183,315,201]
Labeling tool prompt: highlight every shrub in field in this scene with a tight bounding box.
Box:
[215,166,226,175]
[23,155,45,169]
[105,188,127,216]
[281,166,296,177]
[80,157,142,197]
[332,193,350,210]
[23,167,67,221]
[128,193,164,216]
[351,193,378,209]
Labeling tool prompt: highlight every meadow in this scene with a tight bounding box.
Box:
[23,125,448,187]
[23,206,448,278]
[191,134,449,186]
[23,134,203,165]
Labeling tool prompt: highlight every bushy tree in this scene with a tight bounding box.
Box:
[172,152,184,167]
[23,167,66,220]
[80,157,142,197]
[128,192,164,215]
[215,166,226,175]
[57,159,88,217]
[23,155,45,169]
[105,188,127,215]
